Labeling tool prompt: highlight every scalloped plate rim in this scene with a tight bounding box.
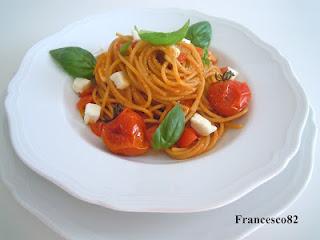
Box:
[4,8,309,212]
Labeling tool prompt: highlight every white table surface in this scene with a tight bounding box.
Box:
[0,0,319,239]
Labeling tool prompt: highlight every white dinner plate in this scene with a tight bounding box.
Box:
[0,104,317,240]
[5,9,308,212]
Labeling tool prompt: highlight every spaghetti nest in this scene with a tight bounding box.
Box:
[92,34,248,159]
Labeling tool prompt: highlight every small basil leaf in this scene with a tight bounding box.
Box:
[120,41,131,56]
[137,20,190,46]
[49,47,96,78]
[152,104,185,149]
[186,21,212,49]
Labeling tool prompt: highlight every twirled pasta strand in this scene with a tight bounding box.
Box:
[92,35,248,159]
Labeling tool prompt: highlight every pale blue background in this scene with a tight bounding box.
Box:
[0,0,319,239]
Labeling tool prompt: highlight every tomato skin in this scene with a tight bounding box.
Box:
[89,121,105,137]
[77,95,93,115]
[207,80,251,117]
[146,125,159,143]
[101,108,149,156]
[177,127,199,148]
[79,85,94,97]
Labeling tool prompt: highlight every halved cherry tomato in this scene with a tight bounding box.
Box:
[207,80,251,117]
[177,127,199,148]
[77,95,93,115]
[146,124,159,143]
[79,85,94,97]
[101,108,149,156]
[89,121,105,137]
[177,52,187,63]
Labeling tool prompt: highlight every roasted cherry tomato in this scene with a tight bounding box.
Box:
[146,124,159,143]
[77,95,93,115]
[89,121,105,137]
[79,85,94,97]
[101,108,149,156]
[177,127,199,148]
[207,80,251,117]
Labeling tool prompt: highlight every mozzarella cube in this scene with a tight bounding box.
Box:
[84,103,101,124]
[110,71,130,90]
[132,28,141,41]
[182,38,191,44]
[226,67,238,80]
[190,113,217,136]
[170,45,181,58]
[72,78,91,94]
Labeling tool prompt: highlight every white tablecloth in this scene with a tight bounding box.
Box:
[0,0,319,239]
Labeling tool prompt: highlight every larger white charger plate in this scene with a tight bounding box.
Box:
[0,103,317,239]
[4,9,309,212]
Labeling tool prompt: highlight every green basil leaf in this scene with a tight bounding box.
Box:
[186,21,212,49]
[137,20,190,46]
[152,104,185,149]
[120,41,131,56]
[49,47,96,78]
